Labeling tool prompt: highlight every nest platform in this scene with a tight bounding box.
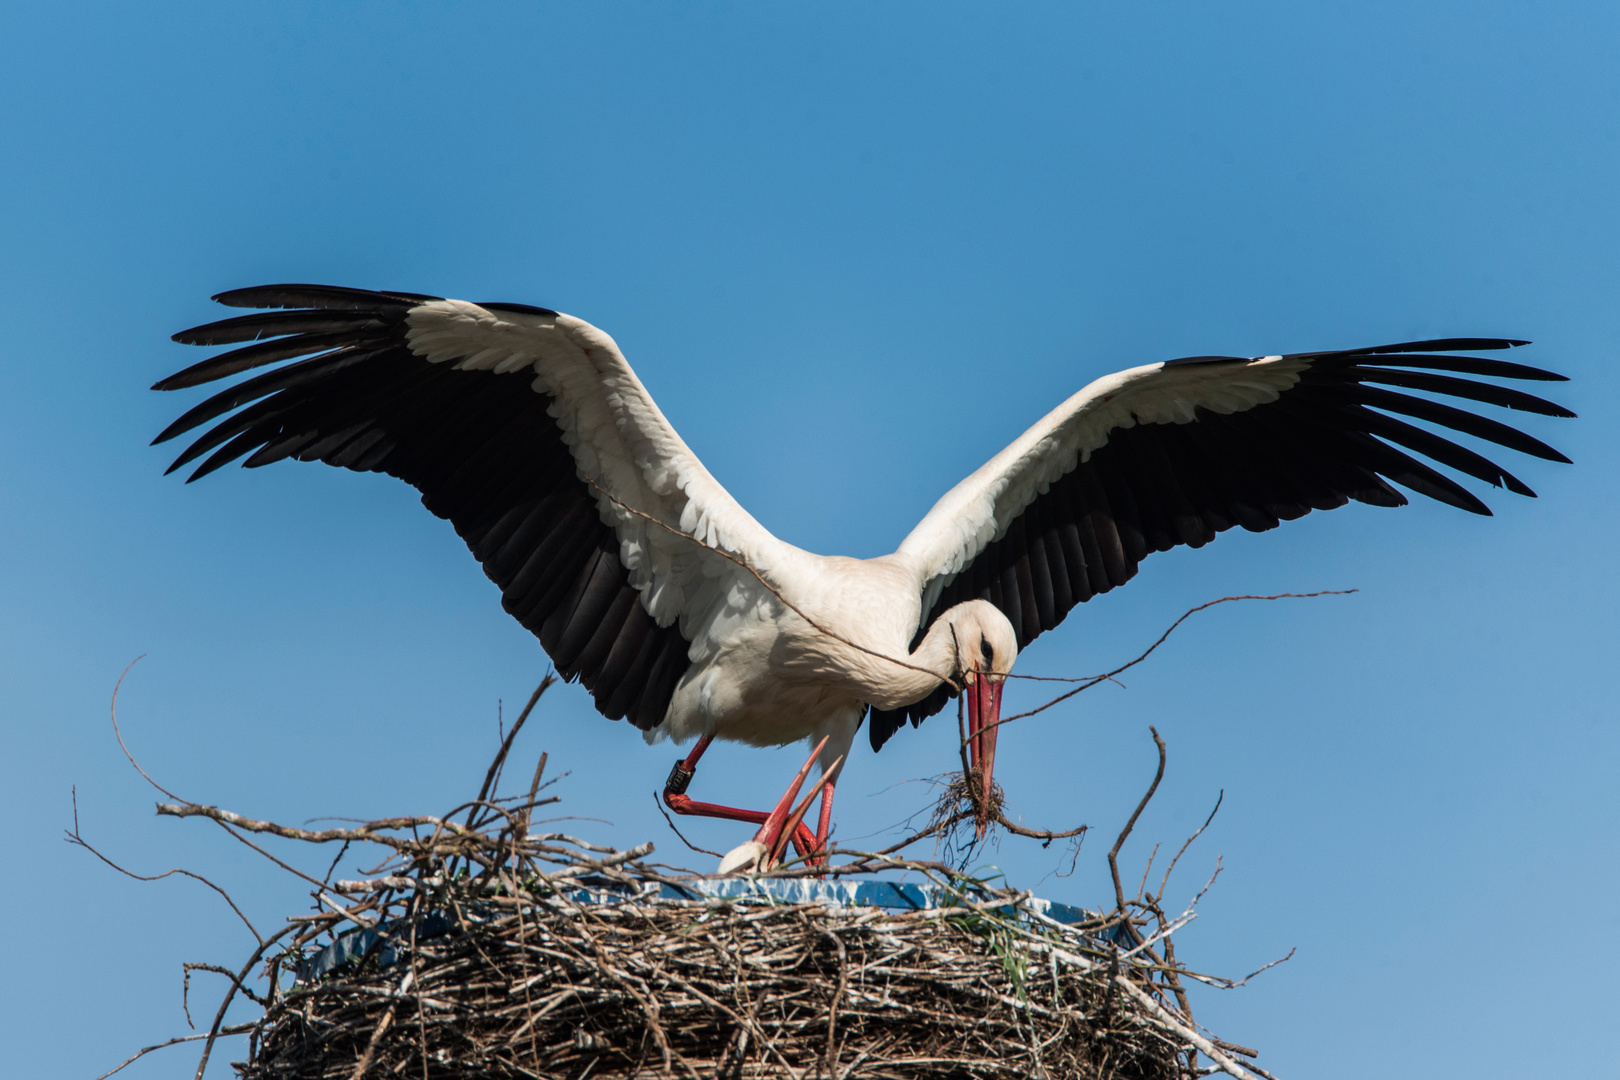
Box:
[238,871,1250,1080]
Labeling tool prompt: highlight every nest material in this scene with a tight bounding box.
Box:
[245,882,1194,1080]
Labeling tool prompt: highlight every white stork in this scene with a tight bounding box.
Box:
[154,285,1573,870]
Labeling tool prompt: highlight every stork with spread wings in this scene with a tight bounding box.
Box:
[155,285,1573,870]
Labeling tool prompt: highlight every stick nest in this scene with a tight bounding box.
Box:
[245,870,1199,1080]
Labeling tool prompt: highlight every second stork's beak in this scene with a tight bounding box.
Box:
[964,671,1004,838]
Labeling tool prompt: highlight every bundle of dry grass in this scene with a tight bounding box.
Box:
[84,675,1282,1080]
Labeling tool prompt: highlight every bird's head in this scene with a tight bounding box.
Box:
[945,599,1019,686]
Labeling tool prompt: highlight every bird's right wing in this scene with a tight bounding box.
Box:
[155,285,790,731]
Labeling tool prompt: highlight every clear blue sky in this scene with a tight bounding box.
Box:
[3,3,1615,1076]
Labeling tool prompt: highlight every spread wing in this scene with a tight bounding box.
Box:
[870,339,1574,749]
[155,284,789,731]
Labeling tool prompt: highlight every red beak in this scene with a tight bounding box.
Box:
[965,674,1004,838]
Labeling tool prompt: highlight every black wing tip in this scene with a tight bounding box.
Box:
[1382,337,1532,353]
[478,301,561,318]
[1504,476,1537,498]
[1163,354,1249,367]
[209,283,441,310]
[1304,337,1533,358]
[150,362,232,392]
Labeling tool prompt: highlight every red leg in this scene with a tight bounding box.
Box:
[662,734,820,860]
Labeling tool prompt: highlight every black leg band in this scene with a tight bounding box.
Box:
[665,761,693,796]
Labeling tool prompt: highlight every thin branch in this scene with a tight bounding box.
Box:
[996,813,1088,843]
[92,1024,255,1080]
[208,817,347,892]
[978,590,1358,738]
[1110,727,1166,914]
[1232,947,1297,988]
[156,803,468,846]
[320,839,353,889]
[65,788,262,944]
[654,792,724,859]
[191,924,299,1080]
[469,675,555,830]
[108,655,189,804]
[1135,842,1161,903]
[514,750,550,845]
[1112,975,1262,1080]
[1158,790,1224,901]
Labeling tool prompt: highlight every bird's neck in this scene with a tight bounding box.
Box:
[856,616,959,712]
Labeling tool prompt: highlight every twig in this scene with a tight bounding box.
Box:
[1112,975,1261,1080]
[1136,842,1161,902]
[350,968,414,1079]
[515,751,550,845]
[978,591,1357,738]
[1232,947,1297,988]
[92,1024,255,1080]
[654,792,725,859]
[108,655,188,804]
[1158,790,1223,901]
[1110,727,1167,914]
[191,923,299,1080]
[65,789,262,944]
[469,675,555,830]
[156,803,469,846]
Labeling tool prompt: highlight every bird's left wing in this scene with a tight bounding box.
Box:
[875,339,1573,749]
[154,285,787,731]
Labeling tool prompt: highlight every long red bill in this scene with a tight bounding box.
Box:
[965,675,1005,838]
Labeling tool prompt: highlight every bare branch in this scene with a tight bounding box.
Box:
[470,675,556,830]
[1158,790,1224,901]
[980,590,1358,737]
[92,1024,254,1080]
[65,788,262,944]
[653,792,724,859]
[1111,727,1167,914]
[108,655,189,804]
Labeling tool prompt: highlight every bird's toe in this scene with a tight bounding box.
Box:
[717,840,767,876]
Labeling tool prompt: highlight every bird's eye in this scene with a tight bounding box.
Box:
[980,638,994,666]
